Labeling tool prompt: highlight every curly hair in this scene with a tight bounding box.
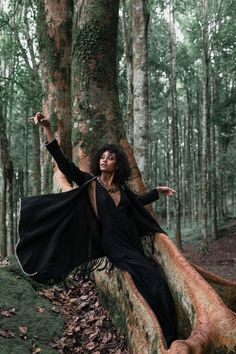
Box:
[90,144,131,183]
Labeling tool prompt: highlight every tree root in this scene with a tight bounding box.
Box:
[94,233,236,353]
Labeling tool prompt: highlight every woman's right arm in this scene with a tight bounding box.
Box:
[35,112,92,185]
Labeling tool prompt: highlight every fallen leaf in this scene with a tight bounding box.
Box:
[102,332,112,344]
[1,307,16,317]
[0,329,15,337]
[85,341,96,350]
[19,325,28,335]
[52,306,60,313]
[36,307,46,313]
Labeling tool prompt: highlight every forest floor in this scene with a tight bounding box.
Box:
[181,217,236,281]
[0,219,235,353]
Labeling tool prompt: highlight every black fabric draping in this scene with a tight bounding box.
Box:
[16,182,104,283]
[16,139,165,283]
[16,138,177,345]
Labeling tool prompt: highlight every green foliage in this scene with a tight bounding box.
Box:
[0,0,42,195]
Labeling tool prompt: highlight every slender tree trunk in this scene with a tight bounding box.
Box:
[211,124,218,239]
[121,0,134,145]
[201,0,210,250]
[0,166,7,257]
[32,124,41,195]
[166,115,171,230]
[0,108,14,256]
[186,87,194,226]
[132,0,149,185]
[23,108,29,195]
[6,159,14,255]
[169,1,182,249]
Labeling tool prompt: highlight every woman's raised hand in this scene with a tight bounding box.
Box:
[156,186,176,196]
[33,112,54,143]
[34,112,51,127]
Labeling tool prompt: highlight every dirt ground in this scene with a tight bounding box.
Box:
[181,219,236,282]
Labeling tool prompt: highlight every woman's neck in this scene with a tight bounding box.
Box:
[100,172,115,186]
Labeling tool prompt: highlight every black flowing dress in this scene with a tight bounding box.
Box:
[17,139,177,346]
[96,182,177,346]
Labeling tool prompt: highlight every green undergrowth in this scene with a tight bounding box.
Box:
[164,216,236,245]
[0,256,64,354]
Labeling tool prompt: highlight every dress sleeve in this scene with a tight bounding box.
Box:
[137,189,159,206]
[45,139,92,185]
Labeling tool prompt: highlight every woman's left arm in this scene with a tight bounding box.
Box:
[138,186,175,206]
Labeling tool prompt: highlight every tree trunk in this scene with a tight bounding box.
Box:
[37,0,73,190]
[120,0,134,145]
[32,124,41,195]
[0,108,14,256]
[169,1,182,249]
[186,87,194,226]
[201,0,210,250]
[132,0,149,185]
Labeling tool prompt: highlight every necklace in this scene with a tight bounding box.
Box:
[97,176,119,193]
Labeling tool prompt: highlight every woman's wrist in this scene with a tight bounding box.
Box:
[43,126,54,143]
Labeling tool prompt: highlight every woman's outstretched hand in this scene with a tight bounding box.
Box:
[34,112,51,128]
[156,186,176,196]
[34,112,54,143]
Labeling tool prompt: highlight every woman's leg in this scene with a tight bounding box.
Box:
[118,252,177,347]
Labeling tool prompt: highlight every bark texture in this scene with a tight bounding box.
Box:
[201,0,210,249]
[169,1,182,249]
[71,0,122,150]
[0,109,14,256]
[37,0,72,180]
[132,0,149,185]
[121,0,134,145]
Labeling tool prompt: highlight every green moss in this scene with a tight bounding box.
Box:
[129,301,134,312]
[0,257,64,354]
[42,154,53,194]
[74,19,106,61]
[151,333,159,353]
[50,111,58,133]
[72,17,111,86]
[72,100,122,153]
[97,289,127,335]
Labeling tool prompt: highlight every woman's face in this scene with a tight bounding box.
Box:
[99,150,118,174]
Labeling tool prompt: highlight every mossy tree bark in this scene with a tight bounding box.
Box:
[71,0,144,192]
[71,0,122,154]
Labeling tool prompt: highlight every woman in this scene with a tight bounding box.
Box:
[17,112,177,347]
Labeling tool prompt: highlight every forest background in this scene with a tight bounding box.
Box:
[0,0,235,264]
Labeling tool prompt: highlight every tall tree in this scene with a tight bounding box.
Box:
[37,0,73,191]
[201,0,210,250]
[168,0,182,248]
[0,99,14,256]
[120,0,134,145]
[132,0,149,185]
